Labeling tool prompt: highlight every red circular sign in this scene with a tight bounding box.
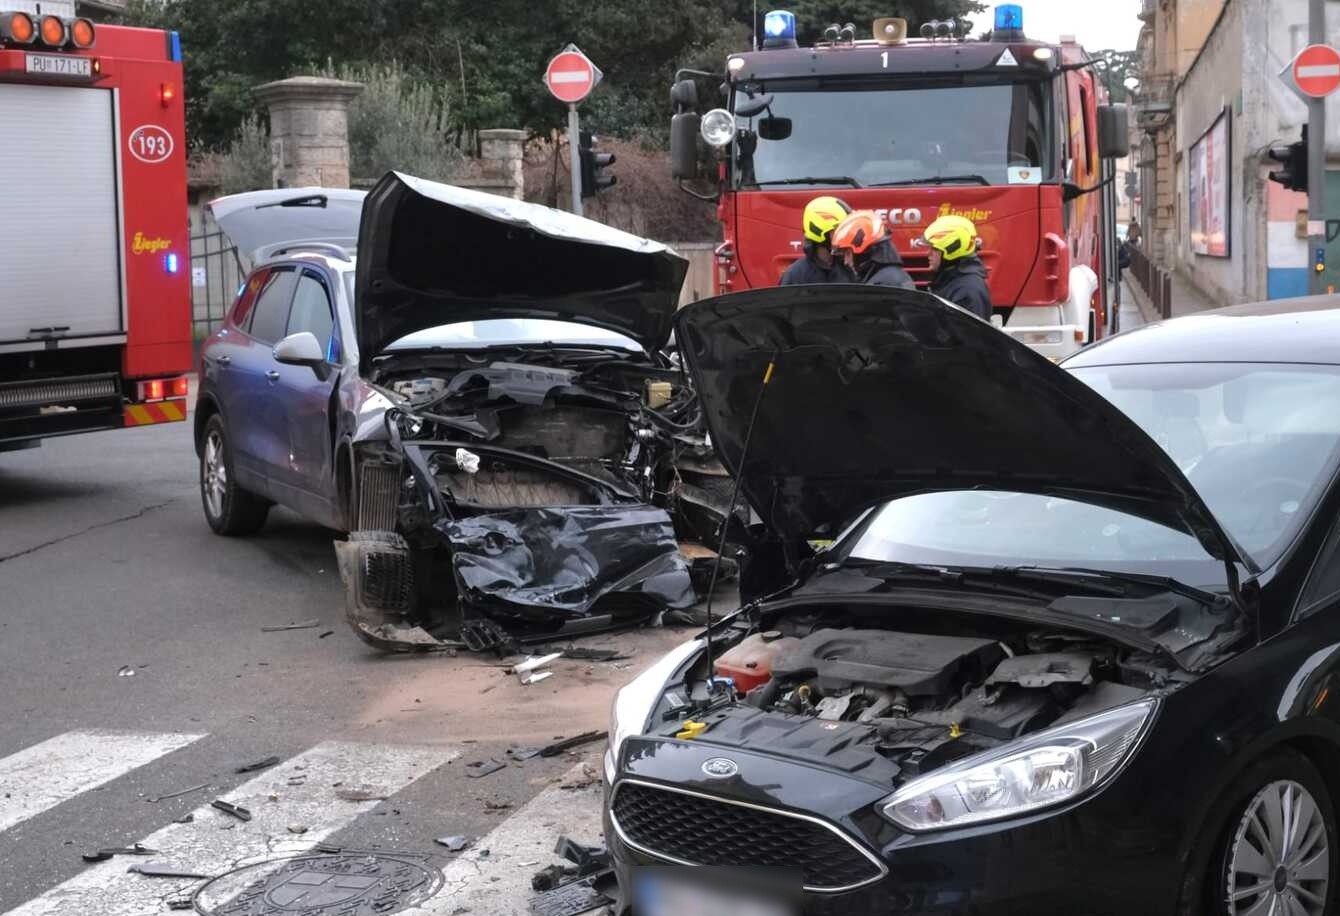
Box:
[1294,44,1340,98]
[545,50,596,104]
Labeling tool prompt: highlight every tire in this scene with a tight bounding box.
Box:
[1198,749,1337,916]
[199,414,269,536]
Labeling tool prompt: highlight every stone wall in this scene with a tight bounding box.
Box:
[254,77,364,189]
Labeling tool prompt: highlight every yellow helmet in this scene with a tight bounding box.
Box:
[802,196,853,244]
[920,214,979,261]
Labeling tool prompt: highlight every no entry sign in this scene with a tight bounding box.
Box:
[1293,44,1340,98]
[545,45,601,105]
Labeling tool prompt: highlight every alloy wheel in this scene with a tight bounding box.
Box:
[203,429,227,519]
[1227,780,1330,916]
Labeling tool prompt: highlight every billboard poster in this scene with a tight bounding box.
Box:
[1189,109,1231,257]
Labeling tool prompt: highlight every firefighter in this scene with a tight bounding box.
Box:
[830,210,915,289]
[779,196,855,285]
[919,214,993,321]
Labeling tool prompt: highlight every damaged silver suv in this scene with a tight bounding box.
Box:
[196,173,729,653]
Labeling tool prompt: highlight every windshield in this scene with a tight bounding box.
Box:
[385,318,644,352]
[843,362,1340,585]
[734,78,1054,189]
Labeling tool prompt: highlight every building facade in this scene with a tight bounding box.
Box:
[1134,0,1340,303]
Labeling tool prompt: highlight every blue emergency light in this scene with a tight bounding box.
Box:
[994,4,1024,31]
[165,253,179,274]
[762,10,798,49]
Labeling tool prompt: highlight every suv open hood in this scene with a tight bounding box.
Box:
[675,285,1246,567]
[206,188,365,263]
[354,172,687,370]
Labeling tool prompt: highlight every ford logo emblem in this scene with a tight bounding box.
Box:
[701,757,739,779]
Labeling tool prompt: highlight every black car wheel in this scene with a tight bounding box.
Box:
[1206,750,1336,916]
[200,414,269,536]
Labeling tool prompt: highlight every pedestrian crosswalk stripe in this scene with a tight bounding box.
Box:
[2,740,458,916]
[0,730,204,834]
[405,762,607,914]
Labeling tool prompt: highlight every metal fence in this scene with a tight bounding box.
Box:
[190,223,246,341]
[1126,242,1172,320]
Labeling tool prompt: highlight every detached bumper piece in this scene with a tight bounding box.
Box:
[0,372,123,444]
[336,531,452,652]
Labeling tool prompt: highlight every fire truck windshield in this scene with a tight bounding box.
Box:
[732,78,1054,190]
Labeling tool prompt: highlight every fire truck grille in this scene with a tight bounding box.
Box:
[610,781,885,892]
[0,374,119,411]
[357,462,401,531]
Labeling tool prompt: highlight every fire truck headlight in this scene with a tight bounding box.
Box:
[71,18,95,49]
[2,12,36,44]
[38,15,65,47]
[700,109,736,148]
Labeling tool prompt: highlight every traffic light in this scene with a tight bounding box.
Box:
[579,131,616,198]
[1268,125,1308,193]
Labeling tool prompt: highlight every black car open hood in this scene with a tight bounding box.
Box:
[675,285,1246,566]
[355,172,687,370]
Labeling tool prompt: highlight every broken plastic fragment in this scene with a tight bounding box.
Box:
[435,835,472,852]
[455,447,480,474]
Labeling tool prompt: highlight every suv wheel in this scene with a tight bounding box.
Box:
[200,414,269,536]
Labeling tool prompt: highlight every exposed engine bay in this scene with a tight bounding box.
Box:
[649,598,1202,782]
[338,347,735,652]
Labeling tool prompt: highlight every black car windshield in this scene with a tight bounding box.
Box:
[385,318,644,352]
[734,78,1053,189]
[842,362,1340,585]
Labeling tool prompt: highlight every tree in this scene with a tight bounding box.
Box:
[120,0,988,151]
[1090,49,1139,104]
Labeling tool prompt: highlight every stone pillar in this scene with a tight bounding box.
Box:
[477,129,527,200]
[253,76,364,189]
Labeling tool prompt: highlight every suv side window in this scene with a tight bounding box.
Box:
[1298,515,1340,619]
[287,271,335,351]
[247,268,298,344]
[230,269,268,329]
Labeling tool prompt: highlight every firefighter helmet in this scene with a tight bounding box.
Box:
[920,214,980,261]
[831,210,888,256]
[802,196,853,244]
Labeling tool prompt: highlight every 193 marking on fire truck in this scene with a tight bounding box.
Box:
[25,54,91,79]
[128,125,174,164]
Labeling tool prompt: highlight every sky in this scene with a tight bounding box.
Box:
[966,1,1144,52]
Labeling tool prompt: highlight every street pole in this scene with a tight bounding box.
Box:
[1309,0,1327,294]
[568,104,582,217]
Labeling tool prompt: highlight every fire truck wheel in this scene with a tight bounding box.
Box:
[200,414,269,536]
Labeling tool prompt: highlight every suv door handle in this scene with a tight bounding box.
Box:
[215,355,232,366]
[265,370,280,382]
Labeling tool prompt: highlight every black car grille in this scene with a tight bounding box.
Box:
[611,781,883,892]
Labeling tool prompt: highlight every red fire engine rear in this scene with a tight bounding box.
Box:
[668,4,1129,360]
[0,2,190,450]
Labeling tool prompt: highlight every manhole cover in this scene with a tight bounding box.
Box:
[199,852,442,915]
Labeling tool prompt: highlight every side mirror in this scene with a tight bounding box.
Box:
[735,93,775,119]
[1097,104,1130,159]
[670,79,698,110]
[671,112,701,180]
[274,331,326,368]
[758,116,792,141]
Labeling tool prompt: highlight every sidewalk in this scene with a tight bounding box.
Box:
[1124,266,1219,324]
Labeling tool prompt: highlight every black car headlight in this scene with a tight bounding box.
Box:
[881,699,1157,832]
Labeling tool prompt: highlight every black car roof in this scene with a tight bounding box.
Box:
[1066,297,1340,368]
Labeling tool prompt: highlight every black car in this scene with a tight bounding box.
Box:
[603,287,1340,916]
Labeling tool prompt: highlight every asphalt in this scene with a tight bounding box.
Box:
[0,416,694,911]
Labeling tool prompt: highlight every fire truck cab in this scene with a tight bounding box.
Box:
[670,4,1129,359]
[0,2,191,450]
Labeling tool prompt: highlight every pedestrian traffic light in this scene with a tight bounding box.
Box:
[579,131,616,198]
[1267,125,1308,193]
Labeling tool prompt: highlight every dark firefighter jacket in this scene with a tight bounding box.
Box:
[779,241,856,285]
[856,238,916,289]
[930,255,993,321]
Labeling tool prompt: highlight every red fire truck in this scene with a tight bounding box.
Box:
[670,4,1129,359]
[0,2,191,450]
